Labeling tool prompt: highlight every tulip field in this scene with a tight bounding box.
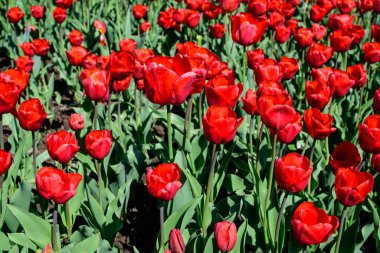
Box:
[2,0,380,252]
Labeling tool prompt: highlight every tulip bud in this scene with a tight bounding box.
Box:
[47,131,80,164]
[68,113,85,131]
[169,229,185,253]
[214,221,237,252]
[84,130,113,160]
[0,150,12,176]
[16,98,47,132]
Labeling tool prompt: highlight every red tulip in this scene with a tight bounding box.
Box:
[231,12,268,47]
[358,0,374,12]
[275,113,302,144]
[371,154,380,172]
[202,2,223,20]
[247,49,264,69]
[275,153,312,193]
[292,202,339,245]
[16,98,46,132]
[221,0,241,12]
[312,23,326,41]
[15,56,34,72]
[257,81,285,98]
[335,168,374,207]
[310,67,334,83]
[328,69,355,98]
[373,88,380,112]
[36,167,82,204]
[329,30,354,52]
[253,59,283,85]
[0,81,19,115]
[140,21,151,33]
[47,131,80,164]
[85,130,112,160]
[329,141,361,174]
[158,8,180,30]
[0,150,12,176]
[359,114,380,154]
[202,105,243,144]
[286,19,298,35]
[304,108,336,139]
[173,9,187,23]
[186,10,201,29]
[294,28,314,48]
[214,221,237,252]
[328,14,354,31]
[66,46,90,66]
[119,39,137,52]
[79,68,110,101]
[132,4,148,20]
[347,64,367,88]
[133,48,155,90]
[20,42,35,57]
[68,30,84,46]
[269,11,285,29]
[248,0,268,16]
[363,42,380,64]
[109,50,136,81]
[169,229,185,253]
[337,0,357,13]
[94,20,107,34]
[144,54,201,106]
[242,89,259,115]
[206,75,243,108]
[210,23,225,39]
[306,42,333,68]
[53,7,67,23]
[68,113,84,131]
[305,80,331,110]
[279,57,298,80]
[310,5,330,23]
[275,25,291,44]
[55,0,73,9]
[0,68,29,93]
[32,39,50,56]
[30,6,45,20]
[372,25,380,42]
[347,25,365,46]
[146,163,182,201]
[7,7,25,24]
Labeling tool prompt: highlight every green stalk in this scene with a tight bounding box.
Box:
[117,93,121,128]
[167,105,173,161]
[301,136,310,156]
[32,131,37,176]
[107,85,112,130]
[62,163,72,239]
[59,24,65,57]
[255,120,264,176]
[242,47,248,88]
[0,114,3,150]
[198,92,203,129]
[159,204,165,250]
[265,134,277,210]
[115,0,122,40]
[96,160,102,208]
[275,191,289,253]
[93,102,98,130]
[307,139,317,194]
[52,205,58,252]
[334,207,347,253]
[182,95,194,152]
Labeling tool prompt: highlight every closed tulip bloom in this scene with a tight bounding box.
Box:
[20,42,35,57]
[372,25,380,42]
[221,0,241,12]
[214,221,237,252]
[363,42,380,64]
[109,50,136,81]
[269,11,285,29]
[140,21,151,34]
[257,81,285,98]
[7,7,24,24]
[258,92,297,131]
[310,67,334,83]
[0,82,19,115]
[231,12,268,47]
[47,131,80,164]
[0,150,12,176]
[310,5,329,23]
[203,105,243,144]
[68,30,84,46]
[279,57,298,80]
[275,153,312,192]
[0,68,29,93]
[312,23,326,41]
[206,75,243,108]
[16,98,46,132]
[373,88,380,112]
[36,167,82,204]
[158,8,179,30]
[132,4,148,20]
[146,163,182,201]
[329,141,361,174]
[85,130,112,160]
[113,75,132,93]
[358,0,374,12]
[246,49,264,69]
[328,69,355,98]
[79,68,110,101]
[305,80,331,110]
[15,56,34,72]
[347,25,365,46]
[242,89,259,115]
[335,168,374,207]
[371,154,380,172]
[144,54,201,106]
[169,229,185,253]
[173,9,187,23]
[286,19,298,35]
[294,28,313,48]
[304,108,336,139]
[359,115,380,154]
[292,202,339,245]
[66,46,90,66]
[202,2,223,20]
[68,113,84,131]
[275,113,302,144]
[275,25,291,44]
[186,10,201,29]
[30,6,45,20]
[32,39,50,56]
[210,23,225,39]
[328,14,354,31]
[306,42,333,68]
[119,39,137,52]
[55,0,73,9]
[253,59,283,85]
[133,48,155,90]
[337,0,357,13]
[347,64,367,88]
[329,30,354,52]
[248,0,268,16]
[53,7,67,23]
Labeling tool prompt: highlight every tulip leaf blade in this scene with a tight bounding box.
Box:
[72,233,101,253]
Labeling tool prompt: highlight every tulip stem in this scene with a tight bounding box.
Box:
[357,87,365,128]
[93,102,98,130]
[275,191,289,253]
[117,93,121,128]
[107,87,112,130]
[32,131,37,176]
[198,92,203,129]
[255,121,264,176]
[248,116,256,186]
[65,202,72,239]
[159,204,165,250]
[242,47,247,88]
[182,95,194,153]
[335,207,347,253]
[96,160,103,208]
[59,24,65,57]
[265,134,277,210]
[358,153,369,171]
[308,139,317,194]
[167,105,173,161]
[52,205,58,252]
[301,136,310,156]
[0,114,3,150]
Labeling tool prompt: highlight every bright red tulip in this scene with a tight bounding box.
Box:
[248,0,268,16]
[0,150,12,176]
[68,30,84,46]
[359,114,380,154]
[85,130,112,160]
[7,7,25,24]
[68,113,84,131]
[363,42,380,64]
[66,46,90,66]
[304,108,336,139]
[253,59,283,85]
[279,57,298,80]
[79,68,110,101]
[140,21,151,33]
[294,28,314,48]
[47,131,80,164]
[52,7,67,23]
[329,141,361,174]
[329,30,354,52]
[119,39,137,52]
[202,2,223,20]
[36,167,82,204]
[275,113,302,144]
[0,68,29,92]
[275,25,291,44]
[30,6,45,20]
[186,10,201,29]
[32,39,50,56]
[16,98,46,132]
[231,12,268,47]
[132,4,148,20]
[328,14,354,31]
[312,23,326,41]
[247,49,264,69]
[305,80,331,110]
[306,42,333,68]
[109,50,136,81]
[242,89,259,115]
[20,42,35,57]
[214,221,237,252]
[347,64,367,88]
[146,163,182,201]
[0,81,19,115]
[206,75,243,108]
[328,69,355,98]
[337,0,357,13]
[15,56,34,72]
[221,0,241,12]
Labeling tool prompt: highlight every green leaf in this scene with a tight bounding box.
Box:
[8,233,36,251]
[72,233,101,253]
[231,220,248,253]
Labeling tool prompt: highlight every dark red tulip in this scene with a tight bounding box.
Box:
[247,49,264,69]
[85,130,113,160]
[169,229,185,253]
[214,221,237,252]
[363,42,380,64]
[328,14,354,31]
[275,153,312,193]
[55,0,73,9]
[210,23,225,39]
[202,2,223,20]
[32,39,50,56]
[335,168,374,207]
[30,6,45,20]
[248,0,268,16]
[206,75,243,108]
[158,8,180,30]
[347,64,367,88]
[16,98,47,132]
[146,163,182,201]
[242,89,259,115]
[294,28,313,48]
[358,0,374,12]
[109,50,136,81]
[7,7,25,24]
[231,12,268,47]
[279,57,298,80]
[373,88,380,112]
[329,141,361,174]
[304,108,336,139]
[371,154,380,172]
[47,131,80,164]
[305,80,331,110]
[329,30,354,52]
[202,105,243,144]
[52,7,67,23]
[337,0,357,13]
[132,4,148,20]
[292,202,339,245]
[372,25,380,42]
[36,167,82,204]
[328,69,355,98]
[68,30,84,46]
[79,68,110,101]
[0,150,12,176]
[359,115,380,154]
[306,42,333,68]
